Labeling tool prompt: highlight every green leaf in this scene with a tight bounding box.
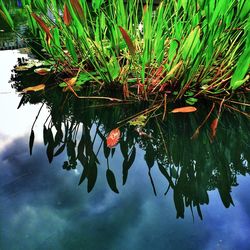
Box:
[186,97,198,105]
[230,48,250,90]
[66,37,78,63]
[106,169,119,193]
[92,0,104,11]
[168,40,179,64]
[182,27,200,61]
[239,0,250,20]
[107,56,120,80]
[0,0,14,29]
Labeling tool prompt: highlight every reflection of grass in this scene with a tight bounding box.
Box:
[1,0,250,105]
[42,100,250,219]
[11,67,250,218]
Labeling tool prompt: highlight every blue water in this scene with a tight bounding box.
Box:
[0,50,250,250]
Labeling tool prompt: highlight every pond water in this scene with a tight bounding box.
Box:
[1,2,250,249]
[0,48,250,250]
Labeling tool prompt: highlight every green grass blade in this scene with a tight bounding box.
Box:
[0,0,14,29]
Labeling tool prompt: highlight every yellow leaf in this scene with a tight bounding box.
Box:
[63,77,77,86]
[21,84,45,93]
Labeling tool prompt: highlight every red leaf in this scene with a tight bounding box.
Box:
[171,106,197,113]
[106,128,121,148]
[63,3,72,26]
[210,118,219,139]
[31,13,52,40]
[155,66,164,77]
[70,0,84,19]
[119,26,135,56]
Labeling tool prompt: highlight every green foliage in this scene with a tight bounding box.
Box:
[0,0,14,29]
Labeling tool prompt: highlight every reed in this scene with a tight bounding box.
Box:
[1,0,249,104]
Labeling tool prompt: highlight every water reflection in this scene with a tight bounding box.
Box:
[10,63,250,220]
[1,51,250,249]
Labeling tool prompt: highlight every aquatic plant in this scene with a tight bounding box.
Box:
[1,0,250,105]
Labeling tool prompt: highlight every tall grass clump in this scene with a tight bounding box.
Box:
[1,0,249,103]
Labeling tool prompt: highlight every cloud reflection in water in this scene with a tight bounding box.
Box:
[0,50,250,250]
[0,137,250,250]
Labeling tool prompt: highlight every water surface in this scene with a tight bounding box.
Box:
[0,49,250,250]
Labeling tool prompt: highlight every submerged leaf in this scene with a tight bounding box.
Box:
[17,94,26,109]
[29,130,35,155]
[106,128,121,148]
[119,26,135,56]
[128,115,147,126]
[171,106,197,113]
[54,144,65,157]
[78,167,87,185]
[21,84,45,93]
[43,125,48,145]
[106,169,119,193]
[210,118,219,139]
[174,187,185,218]
[46,128,54,163]
[87,161,97,192]
[46,143,54,163]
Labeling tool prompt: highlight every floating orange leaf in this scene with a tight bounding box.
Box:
[34,68,51,75]
[171,106,197,113]
[210,118,219,139]
[21,84,45,93]
[119,26,135,56]
[63,3,71,26]
[106,128,121,148]
[31,13,52,41]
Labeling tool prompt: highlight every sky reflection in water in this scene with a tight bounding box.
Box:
[0,50,250,250]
